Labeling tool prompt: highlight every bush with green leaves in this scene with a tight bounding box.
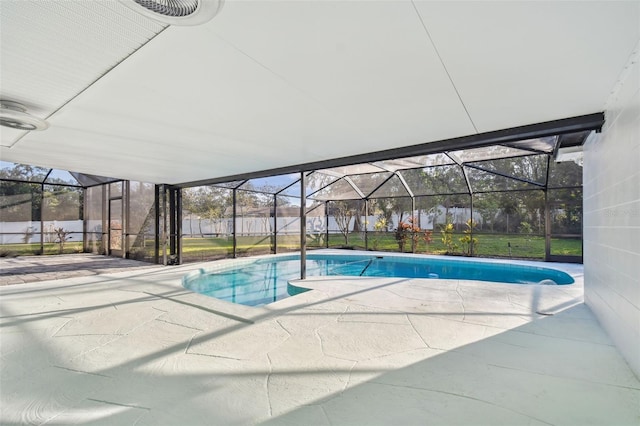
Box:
[459,219,479,256]
[440,221,458,254]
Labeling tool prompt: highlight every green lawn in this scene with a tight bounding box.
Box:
[329,232,581,259]
[0,241,84,256]
[1,232,581,261]
[181,235,301,261]
[179,232,580,261]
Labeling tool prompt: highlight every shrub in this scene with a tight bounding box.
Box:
[440,221,458,254]
[53,227,72,254]
[395,217,420,252]
[458,219,478,256]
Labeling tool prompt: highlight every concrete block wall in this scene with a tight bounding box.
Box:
[583,43,640,377]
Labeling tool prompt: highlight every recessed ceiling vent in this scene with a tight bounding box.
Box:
[122,0,224,26]
[0,101,49,131]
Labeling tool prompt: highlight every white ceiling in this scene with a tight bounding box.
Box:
[1,0,638,185]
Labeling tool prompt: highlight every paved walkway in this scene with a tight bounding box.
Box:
[1,253,638,425]
[0,254,162,286]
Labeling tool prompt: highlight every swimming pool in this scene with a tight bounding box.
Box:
[183,253,575,306]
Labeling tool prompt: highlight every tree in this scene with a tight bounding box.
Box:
[253,184,293,208]
[235,187,259,236]
[548,158,582,188]
[331,201,356,245]
[498,195,519,233]
[0,164,48,181]
[369,198,394,231]
[415,165,468,229]
[473,193,500,231]
[0,164,48,222]
[182,186,233,236]
[1,163,83,223]
[470,156,547,234]
[42,186,82,221]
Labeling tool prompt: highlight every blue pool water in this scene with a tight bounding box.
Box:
[183,253,575,307]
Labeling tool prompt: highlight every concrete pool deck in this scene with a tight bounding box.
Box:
[1,253,638,425]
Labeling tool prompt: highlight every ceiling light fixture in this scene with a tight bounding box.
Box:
[121,0,224,26]
[0,101,49,131]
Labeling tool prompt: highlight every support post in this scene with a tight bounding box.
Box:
[273,194,278,254]
[545,190,551,261]
[161,185,167,265]
[169,187,176,262]
[154,185,160,264]
[232,188,237,258]
[364,199,369,250]
[470,195,474,257]
[544,156,552,261]
[38,186,44,255]
[82,187,87,252]
[411,196,416,253]
[176,188,182,265]
[124,181,130,258]
[300,172,306,280]
[102,184,107,255]
[325,201,329,248]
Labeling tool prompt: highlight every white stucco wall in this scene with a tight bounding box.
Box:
[583,43,640,377]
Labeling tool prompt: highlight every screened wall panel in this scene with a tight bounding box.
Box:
[548,188,583,258]
[368,175,411,199]
[128,182,156,261]
[411,195,473,254]
[467,155,548,187]
[236,189,271,257]
[45,169,80,186]
[449,145,532,163]
[367,196,414,253]
[84,185,104,254]
[348,172,393,198]
[368,197,412,230]
[42,185,81,221]
[280,181,301,198]
[306,172,340,196]
[548,158,583,188]
[0,162,48,182]
[275,198,301,253]
[311,178,362,201]
[70,172,118,187]
[0,182,39,222]
[326,200,366,249]
[239,174,300,195]
[109,181,123,198]
[401,165,468,196]
[0,181,41,251]
[465,167,541,192]
[473,190,546,259]
[182,186,233,262]
[42,184,82,253]
[504,136,558,153]
[375,153,454,171]
[0,130,587,262]
[306,201,327,249]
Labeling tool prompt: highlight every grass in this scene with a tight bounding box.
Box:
[1,233,581,261]
[327,232,581,259]
[179,232,581,261]
[0,241,84,257]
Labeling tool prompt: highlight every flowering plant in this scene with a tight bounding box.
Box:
[395,217,432,252]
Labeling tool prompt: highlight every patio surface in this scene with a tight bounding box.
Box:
[1,252,638,425]
[0,254,162,286]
